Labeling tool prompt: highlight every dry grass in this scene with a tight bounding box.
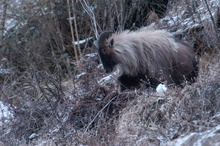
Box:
[0,0,220,146]
[3,50,218,146]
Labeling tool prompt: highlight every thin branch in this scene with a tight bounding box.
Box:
[80,0,99,39]
[1,0,7,39]
[67,0,79,65]
[71,0,82,57]
[84,95,117,132]
[203,0,218,37]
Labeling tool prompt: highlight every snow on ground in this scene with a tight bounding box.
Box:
[2,0,49,35]
[72,37,93,45]
[167,125,220,146]
[84,53,97,58]
[98,74,112,85]
[4,19,18,33]
[75,72,86,79]
[160,0,220,35]
[0,101,14,126]
[0,69,11,75]
[156,84,168,93]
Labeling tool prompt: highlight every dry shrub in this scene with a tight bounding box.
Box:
[112,51,220,145]
[1,45,220,146]
[154,0,220,55]
[0,70,66,145]
[0,0,220,146]
[0,47,109,145]
[0,1,73,79]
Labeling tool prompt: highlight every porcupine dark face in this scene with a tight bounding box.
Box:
[96,31,118,73]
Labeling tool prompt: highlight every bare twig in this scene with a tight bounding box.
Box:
[80,0,99,39]
[1,0,7,39]
[203,0,219,38]
[67,0,79,65]
[84,95,117,132]
[71,0,82,57]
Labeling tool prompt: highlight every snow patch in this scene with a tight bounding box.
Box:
[98,74,112,85]
[160,0,219,36]
[29,133,38,139]
[97,64,103,69]
[75,72,86,79]
[72,37,93,45]
[168,125,220,146]
[156,84,167,93]
[0,69,11,75]
[85,53,97,58]
[5,19,17,33]
[0,101,14,126]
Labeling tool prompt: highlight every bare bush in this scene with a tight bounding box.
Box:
[0,0,220,145]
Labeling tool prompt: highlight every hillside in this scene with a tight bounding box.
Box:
[0,0,220,145]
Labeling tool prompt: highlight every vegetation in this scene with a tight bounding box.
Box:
[0,0,219,145]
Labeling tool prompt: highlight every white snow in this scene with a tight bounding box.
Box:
[0,101,14,126]
[67,16,75,20]
[29,133,38,139]
[0,69,11,75]
[159,0,219,37]
[49,125,62,135]
[4,19,17,33]
[72,37,93,45]
[85,53,97,58]
[97,64,103,69]
[168,125,220,146]
[156,84,167,93]
[98,74,112,85]
[75,72,86,79]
